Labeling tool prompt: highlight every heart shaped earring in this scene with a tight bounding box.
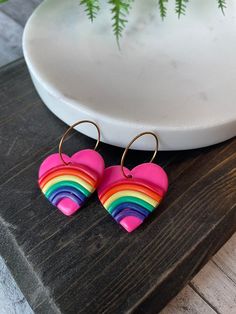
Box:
[38,120,105,216]
[98,132,168,233]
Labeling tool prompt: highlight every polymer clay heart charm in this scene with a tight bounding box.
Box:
[38,149,104,216]
[98,163,168,233]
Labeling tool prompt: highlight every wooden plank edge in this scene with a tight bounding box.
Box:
[0,57,24,73]
[160,284,217,314]
[0,215,61,314]
[129,204,236,314]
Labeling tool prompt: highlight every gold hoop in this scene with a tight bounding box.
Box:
[120,131,159,179]
[59,120,100,165]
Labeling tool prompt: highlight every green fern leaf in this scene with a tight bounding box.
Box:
[80,0,100,22]
[109,0,132,45]
[218,0,226,14]
[158,0,168,20]
[175,0,188,18]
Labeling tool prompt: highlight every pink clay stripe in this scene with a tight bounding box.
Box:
[119,216,143,233]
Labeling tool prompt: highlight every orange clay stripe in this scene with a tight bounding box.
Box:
[39,164,96,182]
[100,183,162,204]
[100,179,164,199]
[39,164,98,183]
[39,168,96,189]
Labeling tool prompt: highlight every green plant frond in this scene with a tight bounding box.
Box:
[108,0,132,45]
[175,0,188,18]
[158,0,168,20]
[80,0,100,22]
[218,0,226,14]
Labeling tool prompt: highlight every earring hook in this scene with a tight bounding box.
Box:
[120,131,159,179]
[59,120,101,165]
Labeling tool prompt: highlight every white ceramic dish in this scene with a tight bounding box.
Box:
[23,0,236,150]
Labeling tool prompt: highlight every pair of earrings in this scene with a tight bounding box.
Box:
[38,120,168,233]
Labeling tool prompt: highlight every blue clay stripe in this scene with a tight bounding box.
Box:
[48,186,86,203]
[114,209,146,223]
[51,192,82,206]
[111,202,150,219]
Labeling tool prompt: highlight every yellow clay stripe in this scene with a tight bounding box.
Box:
[103,190,158,209]
[42,175,93,194]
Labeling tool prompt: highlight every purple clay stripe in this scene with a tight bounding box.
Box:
[114,209,145,223]
[51,192,83,207]
[111,202,150,219]
[48,186,86,203]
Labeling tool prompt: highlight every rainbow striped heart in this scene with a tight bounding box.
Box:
[98,163,168,232]
[38,150,104,216]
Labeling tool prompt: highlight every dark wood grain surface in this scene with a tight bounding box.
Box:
[0,59,235,314]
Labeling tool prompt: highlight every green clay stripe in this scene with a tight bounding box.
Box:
[45,181,90,198]
[107,196,155,214]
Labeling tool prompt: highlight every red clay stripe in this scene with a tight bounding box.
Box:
[99,179,164,200]
[39,164,98,182]
[39,168,96,189]
[100,183,162,204]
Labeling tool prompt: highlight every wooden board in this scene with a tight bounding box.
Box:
[191,261,236,313]
[160,285,216,314]
[162,233,236,313]
[0,59,235,314]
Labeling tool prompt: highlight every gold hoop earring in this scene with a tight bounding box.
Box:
[38,120,104,216]
[98,131,168,233]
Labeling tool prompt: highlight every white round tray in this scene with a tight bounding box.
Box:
[23,0,236,150]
